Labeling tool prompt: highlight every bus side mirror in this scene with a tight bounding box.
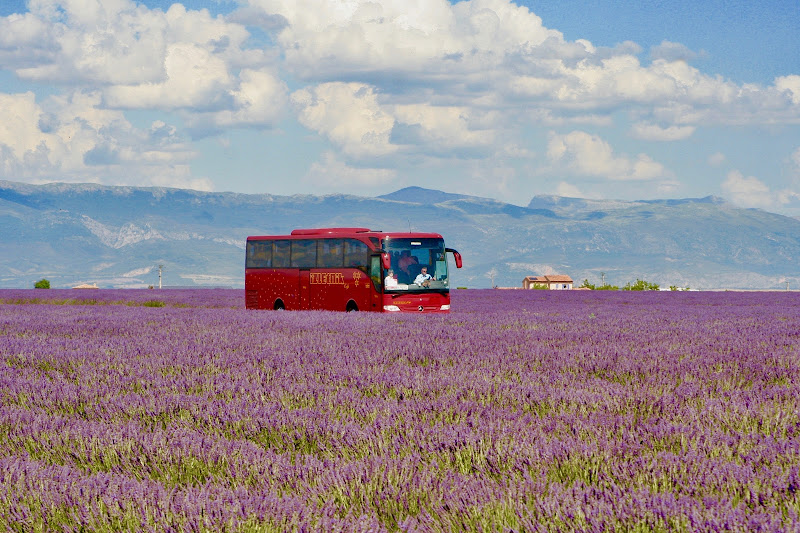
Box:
[447,248,462,268]
[381,252,391,270]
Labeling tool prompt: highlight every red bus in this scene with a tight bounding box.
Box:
[245,227,462,312]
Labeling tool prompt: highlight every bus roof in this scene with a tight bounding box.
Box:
[247,228,444,241]
[290,227,371,235]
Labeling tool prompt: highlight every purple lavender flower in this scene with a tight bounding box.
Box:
[0,289,798,531]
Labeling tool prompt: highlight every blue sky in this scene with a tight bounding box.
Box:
[1,0,799,215]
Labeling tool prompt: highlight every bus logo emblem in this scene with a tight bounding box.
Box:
[310,272,345,285]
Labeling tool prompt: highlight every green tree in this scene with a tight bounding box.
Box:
[622,279,659,291]
[34,278,50,289]
[580,278,618,290]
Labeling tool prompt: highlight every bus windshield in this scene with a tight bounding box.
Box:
[383,237,449,292]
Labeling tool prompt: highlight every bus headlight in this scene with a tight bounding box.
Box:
[383,305,401,312]
[440,304,450,310]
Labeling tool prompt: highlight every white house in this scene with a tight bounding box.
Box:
[522,275,573,290]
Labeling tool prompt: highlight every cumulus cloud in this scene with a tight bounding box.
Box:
[4,1,279,125]
[708,152,726,167]
[290,80,501,160]
[182,68,289,135]
[720,169,800,212]
[1,0,800,199]
[253,0,563,79]
[631,122,695,141]
[0,92,47,163]
[555,181,582,197]
[304,151,396,190]
[104,43,233,110]
[244,0,800,159]
[291,83,396,158]
[776,75,800,105]
[650,40,701,63]
[547,130,667,181]
[721,170,775,208]
[14,2,254,85]
[719,152,800,212]
[391,104,497,155]
[0,89,205,188]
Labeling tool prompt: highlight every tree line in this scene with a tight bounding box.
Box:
[580,278,690,291]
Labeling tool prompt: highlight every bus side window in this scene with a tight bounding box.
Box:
[246,241,271,268]
[344,239,368,270]
[273,240,291,268]
[291,239,317,268]
[318,239,344,268]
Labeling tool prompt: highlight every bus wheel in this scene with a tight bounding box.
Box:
[274,300,285,311]
[346,301,358,312]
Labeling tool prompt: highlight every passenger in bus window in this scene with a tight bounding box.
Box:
[414,266,435,287]
[384,269,398,288]
[398,251,418,282]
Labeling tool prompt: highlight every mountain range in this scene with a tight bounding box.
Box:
[2,180,799,290]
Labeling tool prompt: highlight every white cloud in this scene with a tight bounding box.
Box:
[183,68,289,132]
[15,2,255,85]
[719,153,800,212]
[776,75,800,105]
[104,43,232,110]
[5,1,278,129]
[631,122,695,141]
[291,82,396,158]
[721,170,777,209]
[304,151,396,190]
[392,104,497,153]
[555,181,582,197]
[708,152,726,167]
[650,40,700,63]
[547,130,667,181]
[249,0,800,138]
[290,81,500,160]
[0,89,207,189]
[253,0,562,78]
[0,92,48,163]
[1,0,800,202]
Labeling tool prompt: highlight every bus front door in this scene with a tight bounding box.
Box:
[370,255,382,311]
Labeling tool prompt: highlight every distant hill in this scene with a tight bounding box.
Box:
[2,180,800,290]
[377,186,475,204]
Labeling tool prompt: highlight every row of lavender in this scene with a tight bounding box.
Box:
[0,288,242,308]
[1,290,799,531]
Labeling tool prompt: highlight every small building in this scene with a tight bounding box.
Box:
[522,275,573,290]
[72,283,99,289]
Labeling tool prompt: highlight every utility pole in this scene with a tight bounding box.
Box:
[601,272,605,286]
[158,264,163,289]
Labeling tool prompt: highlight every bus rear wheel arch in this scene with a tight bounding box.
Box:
[346,301,359,312]
[274,299,286,311]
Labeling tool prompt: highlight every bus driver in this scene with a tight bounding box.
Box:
[414,266,435,287]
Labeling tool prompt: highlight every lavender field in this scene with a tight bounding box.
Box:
[1,289,799,531]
